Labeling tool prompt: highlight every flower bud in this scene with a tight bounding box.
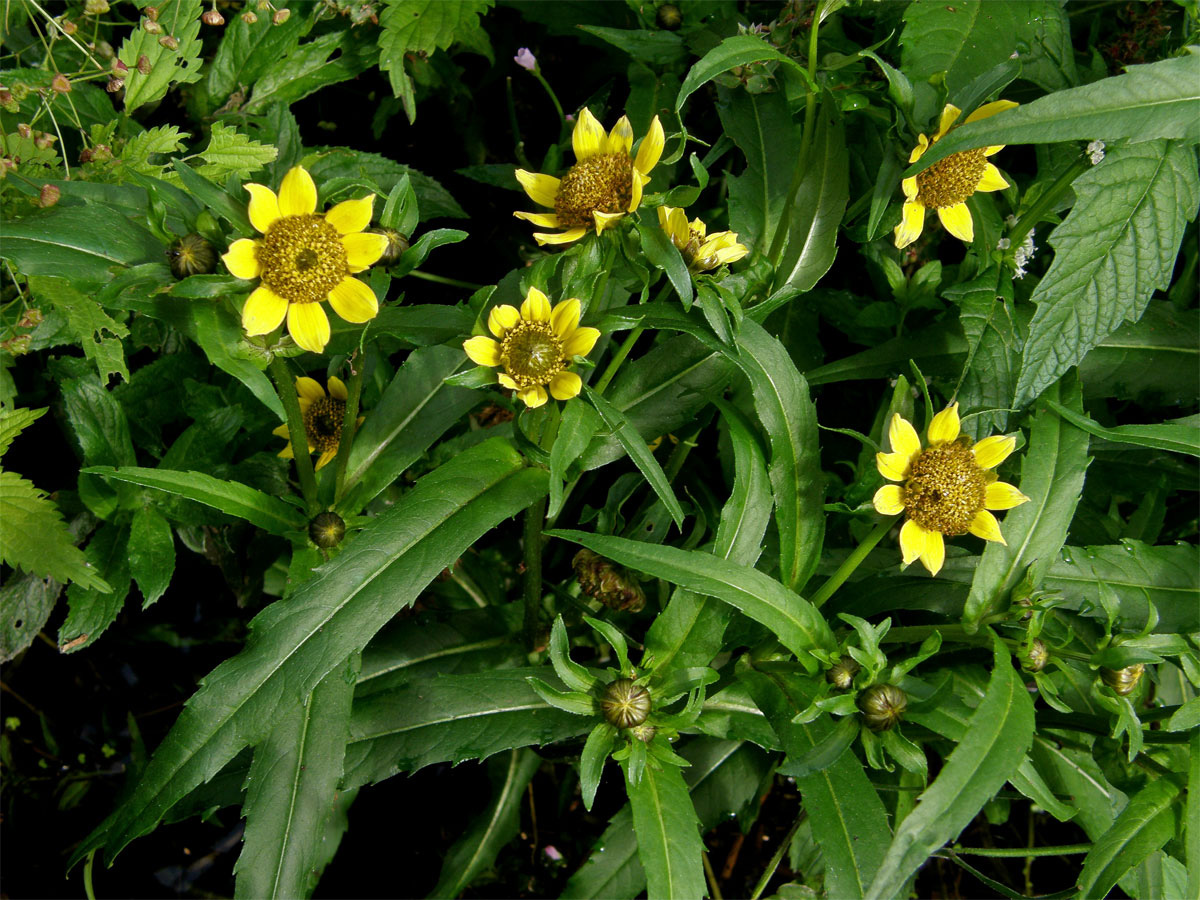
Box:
[370,227,409,267]
[38,184,60,208]
[308,511,346,549]
[514,47,537,71]
[630,723,656,743]
[83,0,110,13]
[51,74,71,94]
[112,58,129,74]
[167,233,217,278]
[656,3,682,29]
[144,5,159,21]
[825,657,861,691]
[572,549,645,613]
[137,54,151,74]
[95,40,114,59]
[59,17,78,35]
[857,683,907,732]
[272,8,290,24]
[1020,639,1049,673]
[241,10,258,22]
[1101,664,1144,697]
[202,8,225,25]
[106,77,124,93]
[143,18,162,34]
[159,35,179,50]
[600,678,651,729]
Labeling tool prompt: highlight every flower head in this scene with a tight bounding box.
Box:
[463,287,600,408]
[872,403,1029,575]
[222,165,389,353]
[272,376,363,470]
[657,206,748,272]
[515,108,664,246]
[894,101,1017,249]
[514,47,537,70]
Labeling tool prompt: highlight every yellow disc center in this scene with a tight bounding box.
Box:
[554,153,634,228]
[902,440,987,535]
[257,215,347,304]
[500,322,565,389]
[916,148,988,209]
[304,396,346,452]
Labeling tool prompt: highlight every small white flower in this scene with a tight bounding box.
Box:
[514,47,537,71]
[1013,228,1036,279]
[996,237,1011,250]
[1087,140,1106,165]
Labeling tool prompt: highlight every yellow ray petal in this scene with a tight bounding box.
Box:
[628,169,648,213]
[564,326,600,358]
[488,304,520,339]
[964,99,1018,124]
[873,484,905,516]
[327,376,348,400]
[272,423,291,438]
[937,203,974,242]
[287,302,331,353]
[894,201,926,249]
[295,376,325,402]
[606,116,634,156]
[908,133,929,164]
[712,242,748,265]
[279,165,318,217]
[328,277,379,324]
[658,206,687,246]
[593,210,625,234]
[242,285,289,335]
[634,116,665,174]
[972,434,1017,469]
[463,336,502,367]
[326,195,374,235]
[899,519,926,566]
[550,298,581,338]
[876,450,911,482]
[244,183,281,233]
[315,450,337,471]
[514,211,562,228]
[222,238,261,280]
[534,228,588,246]
[975,163,1009,193]
[985,481,1029,510]
[927,403,961,445]
[515,170,560,208]
[497,372,518,390]
[549,370,583,401]
[573,107,606,160]
[901,175,919,201]
[934,104,962,140]
[522,287,552,322]
[888,413,922,460]
[518,385,548,408]
[342,232,389,272]
[984,144,1005,157]
[919,530,945,575]
[278,443,295,459]
[968,509,1007,544]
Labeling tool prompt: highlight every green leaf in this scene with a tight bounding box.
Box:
[1077,777,1182,900]
[549,400,602,519]
[194,123,278,182]
[1044,402,1199,457]
[676,35,810,117]
[189,301,283,418]
[1045,541,1200,634]
[305,148,467,220]
[172,159,253,233]
[117,0,204,113]
[963,376,1090,629]
[388,228,469,278]
[0,571,62,664]
[62,376,136,469]
[548,530,836,671]
[205,8,308,107]
[730,320,824,592]
[378,0,492,102]
[1015,140,1200,407]
[864,633,1036,899]
[550,617,598,694]
[233,654,357,900]
[945,268,1020,436]
[900,0,1074,94]
[429,749,541,899]
[342,668,590,787]
[775,96,848,292]
[580,724,616,811]
[243,30,380,115]
[58,523,131,652]
[84,467,305,535]
[1,206,164,284]
[1078,301,1199,405]
[637,221,693,310]
[120,126,190,178]
[0,471,107,592]
[128,507,175,607]
[621,756,706,900]
[585,387,685,529]
[1189,733,1200,900]
[338,345,480,513]
[71,439,547,865]
[28,276,130,385]
[0,406,46,459]
[908,52,1200,175]
[744,665,890,898]
[578,25,687,64]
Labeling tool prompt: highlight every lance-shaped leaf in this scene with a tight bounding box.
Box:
[1042,402,1199,458]
[621,756,705,900]
[676,34,812,116]
[865,633,1036,899]
[233,654,358,900]
[70,438,546,866]
[549,530,836,671]
[1076,777,1182,900]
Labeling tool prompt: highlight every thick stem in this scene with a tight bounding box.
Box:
[332,357,365,505]
[1007,157,1089,254]
[523,495,548,651]
[808,517,893,608]
[269,355,319,512]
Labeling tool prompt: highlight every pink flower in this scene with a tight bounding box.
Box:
[514,47,537,71]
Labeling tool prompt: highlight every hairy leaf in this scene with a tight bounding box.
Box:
[0,572,62,664]
[194,123,278,182]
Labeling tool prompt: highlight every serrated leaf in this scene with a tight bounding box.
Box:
[205,8,308,107]
[1014,140,1200,406]
[233,655,358,900]
[0,471,108,592]
[963,376,1091,629]
[578,25,687,64]
[429,748,541,899]
[378,0,492,102]
[118,0,204,113]
[128,507,176,607]
[243,30,380,115]
[0,571,63,664]
[120,126,190,178]
[59,523,131,651]
[865,634,1036,899]
[28,276,130,385]
[622,755,705,900]
[1077,777,1182,900]
[0,406,46,459]
[70,439,546,866]
[194,123,278,182]
[945,268,1021,436]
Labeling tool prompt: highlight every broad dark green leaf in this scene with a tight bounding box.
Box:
[549,399,602,519]
[341,668,589,787]
[944,268,1021,436]
[908,52,1200,173]
[0,572,62,664]
[430,749,541,899]
[390,228,469,279]
[244,30,379,115]
[305,149,467,221]
[190,300,283,418]
[806,320,965,386]
[58,523,132,653]
[697,681,783,751]
[963,377,1090,629]
[637,221,693,309]
[1078,301,1199,405]
[549,530,836,671]
[731,320,824,592]
[71,439,546,865]
[1044,402,1199,457]
[332,304,473,350]
[128,507,176,607]
[205,7,308,107]
[1189,733,1200,900]
[578,25,687,64]
[233,654,358,900]
[676,35,810,117]
[62,376,137,469]
[84,467,306,536]
[1015,140,1200,407]
[622,758,705,900]
[865,634,1036,899]
[1076,777,1182,900]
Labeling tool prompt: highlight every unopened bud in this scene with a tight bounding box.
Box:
[143,19,162,34]
[59,17,78,35]
[137,54,151,74]
[95,40,114,59]
[240,10,258,22]
[572,548,646,613]
[370,227,409,267]
[106,76,124,93]
[656,3,682,29]
[514,47,536,71]
[600,678,652,729]
[51,74,71,94]
[272,8,290,24]
[159,35,179,50]
[112,58,128,74]
[18,309,44,329]
[1101,664,1144,697]
[858,683,907,732]
[166,233,217,279]
[34,133,56,149]
[144,5,159,21]
[202,8,225,25]
[630,723,656,743]
[825,657,861,691]
[38,184,60,208]
[1020,639,1049,673]
[308,511,346,549]
[16,123,31,139]
[83,0,110,14]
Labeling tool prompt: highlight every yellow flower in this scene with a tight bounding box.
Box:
[872,403,1029,576]
[514,108,665,246]
[893,101,1017,249]
[272,376,363,470]
[463,287,601,408]
[657,206,748,272]
[222,165,390,354]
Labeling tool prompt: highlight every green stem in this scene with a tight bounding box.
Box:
[944,844,1092,858]
[523,495,548,651]
[82,850,96,900]
[332,357,364,505]
[408,269,486,291]
[702,849,725,900]
[808,518,892,608]
[593,325,643,395]
[505,75,531,170]
[749,811,807,900]
[531,68,567,140]
[269,355,319,513]
[1007,156,1089,253]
